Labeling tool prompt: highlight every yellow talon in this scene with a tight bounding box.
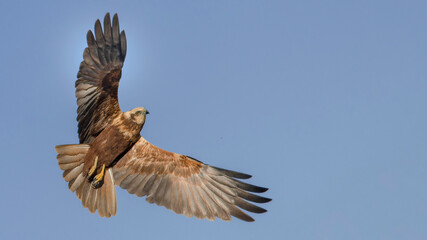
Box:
[88,156,98,176]
[94,164,105,183]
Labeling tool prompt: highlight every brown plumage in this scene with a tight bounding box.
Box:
[55,13,271,221]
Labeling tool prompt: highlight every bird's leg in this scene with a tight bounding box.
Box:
[88,156,98,177]
[92,164,105,188]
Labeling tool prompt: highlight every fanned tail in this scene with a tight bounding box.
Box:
[55,144,117,217]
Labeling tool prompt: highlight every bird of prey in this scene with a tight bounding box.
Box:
[55,13,270,222]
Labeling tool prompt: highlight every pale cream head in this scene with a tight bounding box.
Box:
[125,107,149,125]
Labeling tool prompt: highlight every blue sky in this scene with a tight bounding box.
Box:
[1,1,427,239]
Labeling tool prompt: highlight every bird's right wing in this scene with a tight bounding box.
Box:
[112,137,271,222]
[76,13,127,143]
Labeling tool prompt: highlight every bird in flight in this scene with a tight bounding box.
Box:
[55,13,270,222]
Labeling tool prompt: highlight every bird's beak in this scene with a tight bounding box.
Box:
[146,110,150,115]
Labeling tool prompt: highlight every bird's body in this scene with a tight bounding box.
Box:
[81,108,146,179]
[55,13,270,221]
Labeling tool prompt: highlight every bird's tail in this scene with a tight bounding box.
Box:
[55,144,117,217]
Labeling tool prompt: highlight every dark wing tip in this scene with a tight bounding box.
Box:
[233,179,269,193]
[120,30,127,59]
[213,166,252,179]
[252,186,269,193]
[237,189,272,203]
[230,207,255,222]
[113,13,119,28]
[104,13,112,30]
[86,30,95,45]
[94,19,105,44]
[94,19,102,31]
[235,198,267,214]
[112,13,120,45]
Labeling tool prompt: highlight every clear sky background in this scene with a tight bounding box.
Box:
[0,1,426,239]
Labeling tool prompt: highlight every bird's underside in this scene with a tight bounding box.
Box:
[55,12,271,222]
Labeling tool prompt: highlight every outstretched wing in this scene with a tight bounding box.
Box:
[112,138,271,222]
[76,13,127,143]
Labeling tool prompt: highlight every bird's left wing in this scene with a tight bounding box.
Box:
[112,137,271,222]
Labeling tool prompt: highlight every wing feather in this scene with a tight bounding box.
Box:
[76,13,126,143]
[127,175,144,194]
[103,14,113,59]
[113,137,271,222]
[135,174,152,197]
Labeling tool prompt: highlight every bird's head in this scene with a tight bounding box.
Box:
[126,107,149,125]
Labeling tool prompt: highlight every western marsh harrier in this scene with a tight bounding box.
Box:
[55,13,270,221]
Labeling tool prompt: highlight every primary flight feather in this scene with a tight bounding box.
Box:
[55,13,271,221]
